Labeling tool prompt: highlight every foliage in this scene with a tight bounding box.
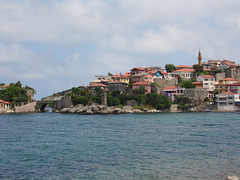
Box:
[92,96,101,104]
[210,69,222,75]
[132,86,146,95]
[165,64,177,73]
[174,95,193,110]
[71,96,89,106]
[94,87,102,97]
[193,64,203,73]
[71,87,86,96]
[173,95,191,104]
[179,79,196,88]
[145,93,171,110]
[0,82,30,103]
[204,97,210,102]
[0,83,5,86]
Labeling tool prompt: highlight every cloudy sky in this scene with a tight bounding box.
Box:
[1,0,240,99]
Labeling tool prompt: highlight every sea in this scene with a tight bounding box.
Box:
[0,112,240,180]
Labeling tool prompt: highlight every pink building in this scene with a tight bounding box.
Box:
[132,81,151,94]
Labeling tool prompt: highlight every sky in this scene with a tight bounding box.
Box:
[1,0,240,100]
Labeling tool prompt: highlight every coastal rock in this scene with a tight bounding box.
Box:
[60,107,70,113]
[225,176,239,180]
[126,100,139,106]
[86,109,94,115]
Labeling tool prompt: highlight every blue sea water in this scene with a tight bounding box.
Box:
[0,112,240,180]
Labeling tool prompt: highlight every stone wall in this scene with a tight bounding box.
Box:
[214,72,225,82]
[57,97,71,110]
[154,79,177,94]
[14,102,36,113]
[184,88,208,106]
[226,68,240,81]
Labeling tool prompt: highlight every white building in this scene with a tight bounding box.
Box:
[196,75,215,97]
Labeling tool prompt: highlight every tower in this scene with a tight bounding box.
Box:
[198,49,202,66]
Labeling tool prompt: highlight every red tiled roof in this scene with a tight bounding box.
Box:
[131,67,146,71]
[132,81,151,86]
[193,82,203,85]
[202,75,214,78]
[172,69,195,73]
[222,78,238,81]
[108,81,127,84]
[218,92,235,95]
[0,85,9,88]
[176,65,193,68]
[0,100,4,103]
[160,71,168,74]
[4,101,10,104]
[203,68,211,71]
[227,82,240,86]
[88,83,109,87]
[162,86,178,90]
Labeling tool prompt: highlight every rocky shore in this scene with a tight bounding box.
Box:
[55,103,204,115]
[57,103,166,115]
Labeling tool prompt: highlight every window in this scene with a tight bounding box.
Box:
[219,102,227,106]
[219,97,226,101]
[211,79,214,81]
[204,83,208,85]
[228,96,233,100]
[210,83,214,85]
[204,79,208,81]
[228,102,233,105]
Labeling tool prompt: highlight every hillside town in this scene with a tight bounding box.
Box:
[85,50,240,112]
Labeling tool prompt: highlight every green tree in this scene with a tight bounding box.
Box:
[165,64,177,73]
[180,80,196,88]
[72,96,88,106]
[0,83,5,86]
[193,64,203,73]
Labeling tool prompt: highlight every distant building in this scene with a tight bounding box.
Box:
[196,75,215,98]
[171,69,195,80]
[219,60,236,70]
[215,78,238,93]
[132,81,151,94]
[107,81,128,94]
[161,86,185,101]
[0,100,11,109]
[0,85,9,90]
[87,83,109,96]
[216,92,238,111]
[176,65,193,70]
[131,73,154,84]
[227,82,240,94]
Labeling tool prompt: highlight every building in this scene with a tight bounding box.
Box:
[131,73,154,84]
[87,83,109,96]
[130,67,147,75]
[132,81,151,94]
[207,60,222,69]
[219,60,236,70]
[0,100,11,109]
[0,85,9,90]
[192,82,203,88]
[111,74,130,84]
[161,86,185,101]
[216,92,237,111]
[196,75,215,97]
[171,69,195,80]
[227,82,240,94]
[198,49,202,66]
[107,81,128,94]
[215,78,238,93]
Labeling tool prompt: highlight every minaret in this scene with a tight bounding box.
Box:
[198,49,202,66]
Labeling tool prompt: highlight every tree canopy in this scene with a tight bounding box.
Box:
[165,64,177,73]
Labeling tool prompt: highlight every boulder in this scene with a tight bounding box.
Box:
[86,109,94,115]
[60,108,70,113]
[225,176,239,180]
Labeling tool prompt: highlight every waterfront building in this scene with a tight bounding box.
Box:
[87,83,109,96]
[216,92,238,111]
[0,100,11,109]
[161,86,185,101]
